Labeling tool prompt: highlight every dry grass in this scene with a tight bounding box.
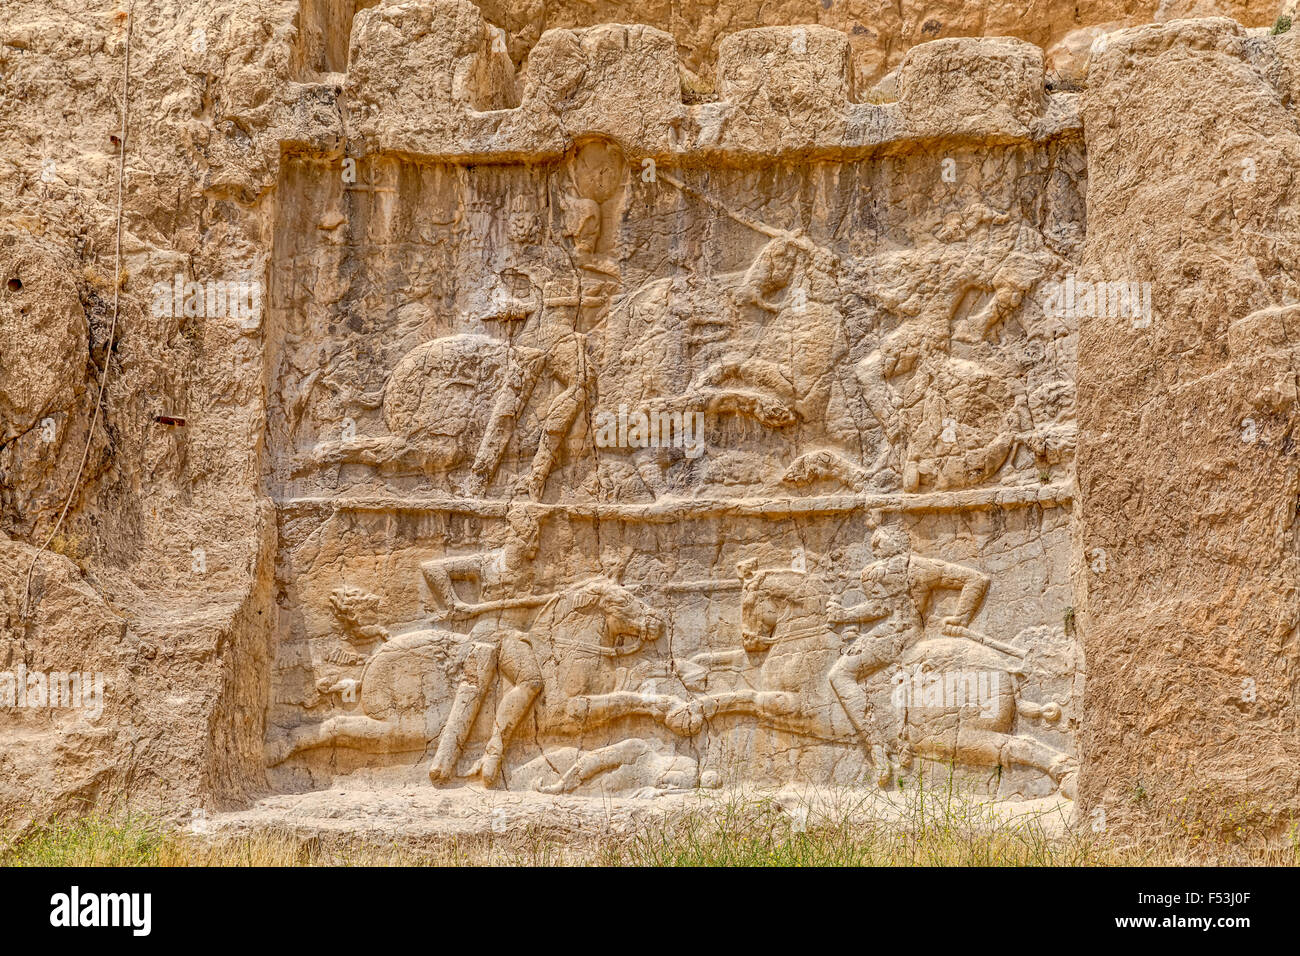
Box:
[5,780,1299,867]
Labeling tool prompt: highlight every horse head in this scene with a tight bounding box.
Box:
[738,562,825,653]
[564,578,663,656]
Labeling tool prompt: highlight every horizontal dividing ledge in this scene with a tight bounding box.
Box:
[276,483,1073,522]
[281,98,1083,166]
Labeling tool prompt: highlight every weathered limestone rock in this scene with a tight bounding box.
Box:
[712,26,854,147]
[0,233,98,529]
[896,37,1048,140]
[0,0,306,827]
[1045,25,1121,88]
[464,0,1281,90]
[1077,17,1300,837]
[0,0,1294,842]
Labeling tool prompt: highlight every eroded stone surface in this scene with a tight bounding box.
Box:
[0,0,1295,839]
[263,6,1087,803]
[1076,17,1300,837]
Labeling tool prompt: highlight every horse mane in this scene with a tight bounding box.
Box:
[747,568,819,604]
[547,578,622,623]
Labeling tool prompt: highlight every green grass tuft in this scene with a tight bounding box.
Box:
[5,777,1300,867]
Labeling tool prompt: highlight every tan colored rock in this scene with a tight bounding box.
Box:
[0,232,100,530]
[0,0,1291,846]
[896,37,1047,140]
[713,25,853,146]
[1045,24,1123,88]
[0,535,126,824]
[468,0,1281,89]
[1077,17,1300,837]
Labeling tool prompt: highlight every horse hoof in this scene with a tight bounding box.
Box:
[1058,769,1078,800]
[471,751,503,788]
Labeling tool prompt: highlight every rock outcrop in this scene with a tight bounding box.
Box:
[1077,17,1300,838]
[0,0,1293,840]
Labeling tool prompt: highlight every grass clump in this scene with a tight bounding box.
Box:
[1,815,167,867]
[6,774,1300,867]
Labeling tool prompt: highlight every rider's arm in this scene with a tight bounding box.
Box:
[912,557,991,628]
[828,594,892,625]
[420,555,482,616]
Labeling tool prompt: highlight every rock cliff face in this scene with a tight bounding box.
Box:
[0,0,1293,838]
[1077,18,1300,837]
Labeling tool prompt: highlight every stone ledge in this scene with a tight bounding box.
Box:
[277,484,1075,523]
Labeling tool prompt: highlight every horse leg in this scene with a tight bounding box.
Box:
[915,724,1077,788]
[993,732,1077,784]
[698,387,796,428]
[690,689,801,721]
[679,648,748,692]
[299,435,408,473]
[734,359,796,406]
[563,691,677,731]
[537,739,652,795]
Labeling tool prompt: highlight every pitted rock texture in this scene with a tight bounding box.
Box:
[1076,17,1300,838]
[0,0,1294,838]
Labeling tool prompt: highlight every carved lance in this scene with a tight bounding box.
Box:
[431,577,744,620]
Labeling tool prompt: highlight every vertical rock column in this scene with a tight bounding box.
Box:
[1077,19,1300,836]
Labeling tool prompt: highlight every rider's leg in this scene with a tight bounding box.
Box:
[527,382,585,500]
[466,349,544,495]
[476,634,543,787]
[829,652,873,740]
[831,635,909,785]
[429,642,498,782]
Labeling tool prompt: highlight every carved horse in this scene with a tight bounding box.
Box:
[265,578,697,778]
[679,563,1076,792]
[676,563,850,739]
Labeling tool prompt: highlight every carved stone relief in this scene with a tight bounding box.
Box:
[264,133,1083,800]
